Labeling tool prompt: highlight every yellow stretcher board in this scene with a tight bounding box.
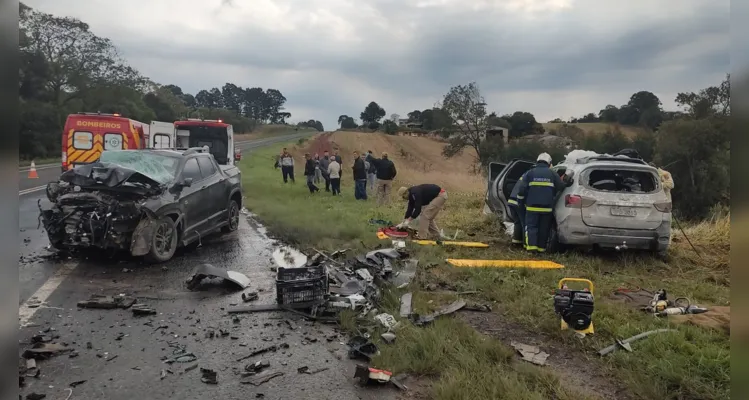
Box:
[413,240,489,248]
[447,259,564,269]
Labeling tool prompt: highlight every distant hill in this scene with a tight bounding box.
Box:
[542,122,648,138]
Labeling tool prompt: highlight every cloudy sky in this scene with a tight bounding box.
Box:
[25,0,729,130]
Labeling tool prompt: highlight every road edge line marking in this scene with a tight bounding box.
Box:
[19,185,47,196]
[19,262,79,328]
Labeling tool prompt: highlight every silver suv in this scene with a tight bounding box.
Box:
[486,156,672,255]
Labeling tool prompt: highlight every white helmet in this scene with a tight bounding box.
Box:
[537,152,552,164]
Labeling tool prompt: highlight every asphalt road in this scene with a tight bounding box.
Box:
[17,130,398,400]
[18,130,317,192]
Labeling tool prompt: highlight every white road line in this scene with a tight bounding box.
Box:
[19,263,78,328]
[19,185,47,196]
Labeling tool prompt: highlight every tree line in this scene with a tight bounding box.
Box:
[18,3,321,161]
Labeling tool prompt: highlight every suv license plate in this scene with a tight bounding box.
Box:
[610,207,636,217]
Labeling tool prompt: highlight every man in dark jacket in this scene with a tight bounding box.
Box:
[368,152,397,205]
[303,153,320,193]
[352,151,367,200]
[319,150,332,191]
[516,152,566,252]
[396,184,446,240]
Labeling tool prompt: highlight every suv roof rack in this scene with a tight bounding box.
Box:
[577,156,647,165]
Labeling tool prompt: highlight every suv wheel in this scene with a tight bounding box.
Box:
[221,199,240,233]
[146,217,178,263]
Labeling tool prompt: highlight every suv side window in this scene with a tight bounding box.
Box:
[182,158,202,181]
[197,156,217,179]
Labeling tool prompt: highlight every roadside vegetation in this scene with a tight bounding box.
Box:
[240,132,730,400]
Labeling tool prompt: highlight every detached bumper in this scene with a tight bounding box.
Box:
[558,216,670,252]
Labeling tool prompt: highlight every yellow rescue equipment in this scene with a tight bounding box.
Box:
[447,259,564,269]
[554,278,595,336]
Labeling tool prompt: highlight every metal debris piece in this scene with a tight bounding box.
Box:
[77,294,136,309]
[242,292,259,302]
[510,342,549,366]
[241,371,284,386]
[413,300,466,326]
[131,305,157,316]
[244,360,270,374]
[25,359,36,370]
[598,329,677,356]
[23,343,71,359]
[236,344,287,362]
[186,264,250,290]
[338,280,365,296]
[400,293,413,318]
[356,269,374,282]
[200,368,218,384]
[165,353,197,364]
[381,332,396,344]
[297,366,329,375]
[69,380,86,388]
[160,369,168,380]
[391,373,409,391]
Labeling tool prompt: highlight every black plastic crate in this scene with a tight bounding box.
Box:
[275,265,329,305]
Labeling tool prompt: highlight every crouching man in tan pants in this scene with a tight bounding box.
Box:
[396,184,447,240]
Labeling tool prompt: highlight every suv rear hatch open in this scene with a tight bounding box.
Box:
[577,165,669,230]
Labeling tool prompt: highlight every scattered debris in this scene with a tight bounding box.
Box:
[447,259,564,269]
[355,269,374,283]
[165,353,197,364]
[374,313,399,330]
[381,332,396,344]
[200,368,218,384]
[26,393,46,400]
[347,336,379,361]
[186,264,251,290]
[463,303,492,312]
[399,293,413,318]
[69,380,87,388]
[413,300,466,326]
[511,342,549,366]
[598,329,678,356]
[242,291,259,302]
[77,294,136,309]
[354,365,392,385]
[241,371,284,386]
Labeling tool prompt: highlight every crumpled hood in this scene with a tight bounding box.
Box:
[60,162,164,191]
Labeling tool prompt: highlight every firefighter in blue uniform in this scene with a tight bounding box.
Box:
[518,153,567,252]
[508,175,526,246]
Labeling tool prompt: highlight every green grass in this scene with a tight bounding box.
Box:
[239,141,731,400]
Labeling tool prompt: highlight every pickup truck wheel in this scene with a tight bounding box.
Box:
[146,217,178,263]
[221,199,240,233]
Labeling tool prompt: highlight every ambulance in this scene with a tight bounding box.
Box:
[61,113,151,172]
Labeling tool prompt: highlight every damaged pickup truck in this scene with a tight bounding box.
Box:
[39,148,243,263]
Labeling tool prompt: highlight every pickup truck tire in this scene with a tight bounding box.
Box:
[221,199,240,233]
[146,216,178,263]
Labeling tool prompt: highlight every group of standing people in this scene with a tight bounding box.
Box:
[275,148,397,205]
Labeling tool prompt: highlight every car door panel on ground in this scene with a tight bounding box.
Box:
[486,162,507,213]
[179,157,211,235]
[196,155,226,225]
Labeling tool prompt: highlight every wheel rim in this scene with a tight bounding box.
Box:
[229,203,239,230]
[154,222,175,256]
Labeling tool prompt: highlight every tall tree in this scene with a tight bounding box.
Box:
[360,101,386,127]
[675,74,731,119]
[407,110,422,122]
[439,82,486,161]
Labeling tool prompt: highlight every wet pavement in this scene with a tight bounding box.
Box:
[18,215,400,400]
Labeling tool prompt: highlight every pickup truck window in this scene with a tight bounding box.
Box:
[183,158,202,181]
[197,156,217,178]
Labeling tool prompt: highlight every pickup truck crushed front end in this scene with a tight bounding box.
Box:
[39,163,164,253]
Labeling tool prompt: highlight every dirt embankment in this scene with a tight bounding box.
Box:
[293,131,485,193]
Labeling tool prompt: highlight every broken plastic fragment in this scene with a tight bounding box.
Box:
[186,264,250,290]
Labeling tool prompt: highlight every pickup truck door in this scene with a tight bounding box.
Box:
[178,157,211,236]
[195,155,227,225]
